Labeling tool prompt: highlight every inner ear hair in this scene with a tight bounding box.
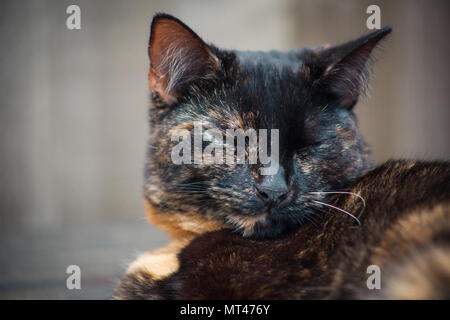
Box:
[314,27,392,109]
[148,14,220,105]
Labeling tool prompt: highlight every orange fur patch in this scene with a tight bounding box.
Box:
[126,238,192,280]
[144,200,226,239]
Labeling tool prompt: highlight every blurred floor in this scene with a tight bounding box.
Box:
[0,222,168,299]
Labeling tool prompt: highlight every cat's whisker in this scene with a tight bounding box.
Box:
[172,186,207,190]
[210,187,249,201]
[177,181,207,184]
[284,204,319,228]
[301,212,320,229]
[172,191,208,195]
[309,191,366,219]
[311,199,361,226]
[320,104,329,112]
[174,185,205,189]
[175,182,208,188]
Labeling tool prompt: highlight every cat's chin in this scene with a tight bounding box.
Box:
[235,211,298,240]
[245,221,294,240]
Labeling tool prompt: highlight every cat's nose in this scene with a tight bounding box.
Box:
[255,166,289,203]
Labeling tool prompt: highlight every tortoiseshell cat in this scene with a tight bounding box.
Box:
[113,14,450,299]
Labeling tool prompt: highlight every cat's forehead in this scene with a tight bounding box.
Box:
[223,49,311,127]
[233,49,306,72]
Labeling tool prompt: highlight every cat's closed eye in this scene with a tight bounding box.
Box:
[296,146,309,153]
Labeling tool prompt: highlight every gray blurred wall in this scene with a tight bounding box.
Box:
[1,0,449,230]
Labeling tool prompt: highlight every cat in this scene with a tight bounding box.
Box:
[113,13,450,299]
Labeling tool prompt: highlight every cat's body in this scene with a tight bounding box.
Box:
[114,14,450,299]
[115,160,450,299]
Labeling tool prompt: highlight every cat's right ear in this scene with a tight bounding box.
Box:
[148,14,220,105]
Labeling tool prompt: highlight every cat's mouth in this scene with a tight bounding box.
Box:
[258,206,279,220]
[236,204,282,221]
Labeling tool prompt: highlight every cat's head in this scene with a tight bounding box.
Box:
[144,13,390,239]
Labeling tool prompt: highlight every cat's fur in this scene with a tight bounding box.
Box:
[115,160,450,299]
[113,14,450,299]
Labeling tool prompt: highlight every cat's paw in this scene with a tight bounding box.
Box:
[113,239,191,300]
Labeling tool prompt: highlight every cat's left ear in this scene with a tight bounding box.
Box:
[312,27,392,109]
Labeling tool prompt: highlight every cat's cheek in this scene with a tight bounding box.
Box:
[144,200,227,239]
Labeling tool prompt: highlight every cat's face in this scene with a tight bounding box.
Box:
[144,14,390,239]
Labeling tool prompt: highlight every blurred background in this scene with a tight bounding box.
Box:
[0,0,449,299]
